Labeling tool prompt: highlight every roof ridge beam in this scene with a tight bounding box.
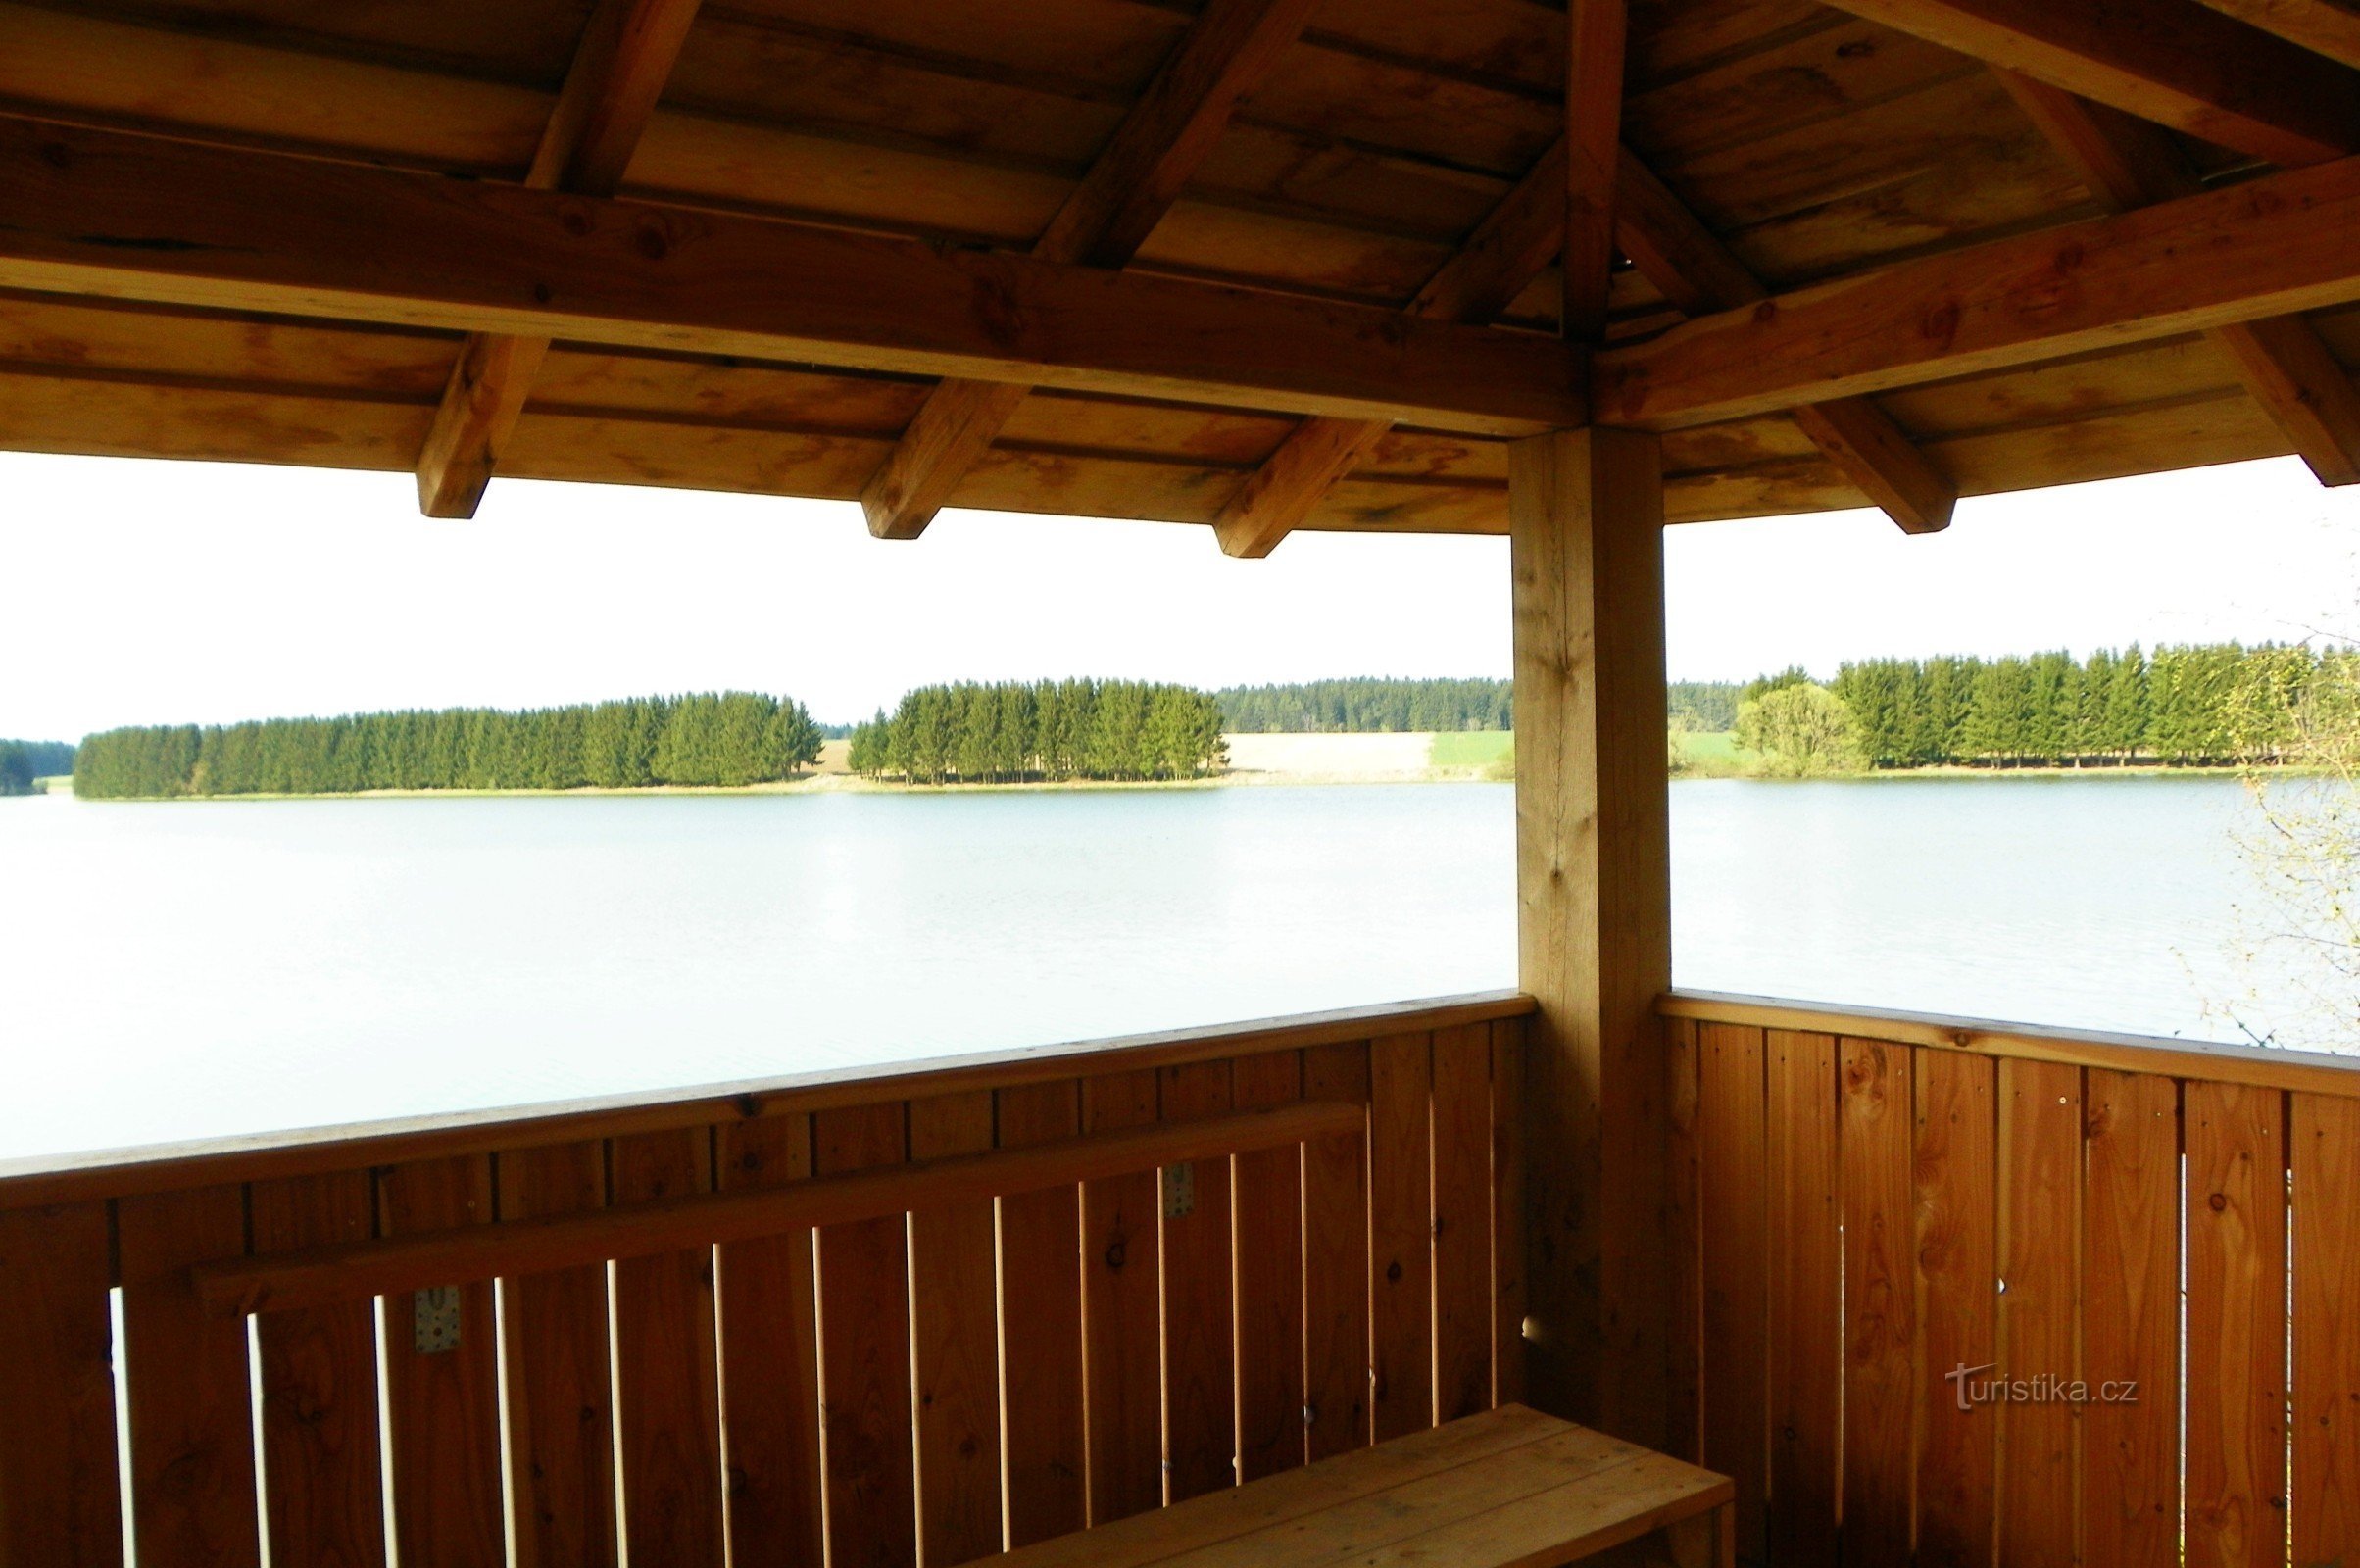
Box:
[1614,151,1953,533]
[860,0,1323,542]
[413,0,704,518]
[1998,70,2360,484]
[1817,0,2360,169]
[0,116,1587,435]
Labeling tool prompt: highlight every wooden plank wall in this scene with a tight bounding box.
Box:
[0,1004,1526,1568]
[1667,1004,2360,1568]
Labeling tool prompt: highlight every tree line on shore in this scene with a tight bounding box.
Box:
[1738,643,2354,774]
[849,680,1225,783]
[1209,677,1742,733]
[74,694,824,798]
[1,739,74,796]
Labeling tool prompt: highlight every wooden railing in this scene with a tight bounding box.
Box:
[0,991,1533,1568]
[1658,989,2360,1568]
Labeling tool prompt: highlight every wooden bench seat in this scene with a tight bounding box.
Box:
[985,1404,1733,1568]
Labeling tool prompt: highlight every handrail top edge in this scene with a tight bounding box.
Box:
[1661,987,2360,1094]
[0,989,1533,1207]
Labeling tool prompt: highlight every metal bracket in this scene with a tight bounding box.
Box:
[1161,1161,1196,1220]
[413,1286,463,1354]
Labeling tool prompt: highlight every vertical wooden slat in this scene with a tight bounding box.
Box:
[1839,1038,1914,1568]
[251,1169,385,1568]
[1489,1019,1528,1410]
[378,1155,504,1568]
[1160,1059,1237,1503]
[1698,1022,1768,1566]
[1766,1029,1839,1567]
[2083,1070,2180,1568]
[1302,1040,1371,1461]
[1914,1049,1996,1568]
[1664,1019,1703,1466]
[1368,1030,1435,1442]
[610,1129,724,1568]
[119,1184,260,1568]
[909,1090,1004,1564]
[1431,1022,1494,1425]
[2294,1093,2360,1568]
[1081,1068,1162,1524]
[2187,1080,2289,1568]
[498,1140,616,1568]
[1996,1058,2082,1568]
[715,1114,824,1568]
[815,1100,917,1568]
[1232,1051,1306,1483]
[994,1080,1086,1546]
[0,1200,122,1568]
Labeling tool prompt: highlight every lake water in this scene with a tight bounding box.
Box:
[0,776,2323,1160]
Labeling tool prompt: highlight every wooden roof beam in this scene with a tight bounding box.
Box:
[1614,154,1953,533]
[860,0,1320,542]
[0,118,1587,435]
[2186,0,2360,70]
[413,0,703,518]
[1213,0,1628,561]
[1560,0,1629,345]
[2000,71,2360,485]
[1593,148,2360,429]
[1212,141,1571,558]
[1817,0,2360,168]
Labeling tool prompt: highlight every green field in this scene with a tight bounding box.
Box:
[1425,729,1745,778]
[1680,730,1741,765]
[1427,730,1514,769]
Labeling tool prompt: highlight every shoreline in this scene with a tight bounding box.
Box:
[33,728,2309,800]
[44,763,2290,802]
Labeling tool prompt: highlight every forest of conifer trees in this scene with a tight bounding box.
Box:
[1822,643,2343,767]
[74,694,823,798]
[849,680,1224,783]
[1210,677,1742,732]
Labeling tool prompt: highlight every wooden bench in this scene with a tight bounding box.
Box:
[981,1404,1733,1568]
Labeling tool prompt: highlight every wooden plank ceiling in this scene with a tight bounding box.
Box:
[0,0,2357,548]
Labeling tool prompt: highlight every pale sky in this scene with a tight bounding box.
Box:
[2,449,2354,739]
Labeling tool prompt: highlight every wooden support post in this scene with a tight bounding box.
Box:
[1509,425,1673,1446]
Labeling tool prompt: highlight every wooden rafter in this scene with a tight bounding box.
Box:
[1999,72,2360,485]
[413,0,703,518]
[2186,0,2360,70]
[1613,154,1954,534]
[1217,137,1957,556]
[1817,0,2360,168]
[860,0,1319,542]
[1560,0,1628,345]
[1591,148,2360,429]
[1216,0,1630,562]
[1212,142,1571,559]
[0,118,1587,435]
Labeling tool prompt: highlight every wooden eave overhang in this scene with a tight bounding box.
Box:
[0,0,2357,542]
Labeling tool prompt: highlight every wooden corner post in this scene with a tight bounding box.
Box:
[1509,425,1674,1446]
